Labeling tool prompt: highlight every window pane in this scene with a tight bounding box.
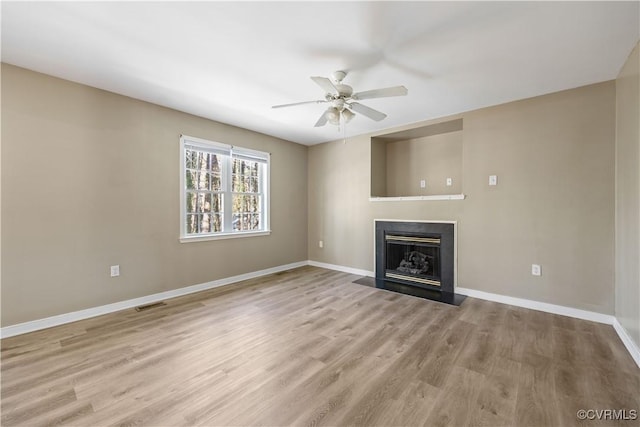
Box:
[200,213,215,233]
[232,194,245,214]
[198,173,212,190]
[211,174,222,191]
[231,194,238,213]
[196,152,209,170]
[211,193,223,213]
[185,170,197,190]
[207,213,222,232]
[232,173,242,192]
[249,213,260,230]
[232,176,239,192]
[211,155,221,173]
[248,176,259,193]
[233,194,241,214]
[186,192,197,213]
[186,214,199,234]
[196,193,206,212]
[202,193,213,213]
[232,213,241,231]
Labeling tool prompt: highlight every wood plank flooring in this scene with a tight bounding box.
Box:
[1,266,638,426]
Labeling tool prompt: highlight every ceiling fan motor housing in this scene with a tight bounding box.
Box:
[331,70,347,83]
[335,84,353,98]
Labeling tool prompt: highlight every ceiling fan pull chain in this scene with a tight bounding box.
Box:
[343,121,347,144]
[342,114,348,144]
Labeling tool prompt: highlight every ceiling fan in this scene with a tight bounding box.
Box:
[272,70,408,127]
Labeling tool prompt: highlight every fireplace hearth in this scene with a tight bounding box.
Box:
[375,221,465,306]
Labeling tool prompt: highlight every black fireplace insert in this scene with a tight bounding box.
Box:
[375,221,465,305]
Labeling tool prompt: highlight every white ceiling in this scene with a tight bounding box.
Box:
[2,1,638,145]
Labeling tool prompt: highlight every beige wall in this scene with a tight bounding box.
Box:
[309,81,616,315]
[385,131,463,196]
[615,42,640,347]
[1,64,308,326]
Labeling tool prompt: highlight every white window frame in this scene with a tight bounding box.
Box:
[180,134,270,243]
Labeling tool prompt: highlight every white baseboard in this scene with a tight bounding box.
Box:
[0,261,307,339]
[455,287,616,325]
[307,260,374,278]
[612,318,640,369]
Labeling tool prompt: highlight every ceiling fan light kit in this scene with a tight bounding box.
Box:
[325,106,341,125]
[272,70,407,128]
[342,108,355,123]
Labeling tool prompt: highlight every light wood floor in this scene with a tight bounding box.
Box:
[1,266,638,426]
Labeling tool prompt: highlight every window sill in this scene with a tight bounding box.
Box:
[180,230,271,243]
[369,194,466,202]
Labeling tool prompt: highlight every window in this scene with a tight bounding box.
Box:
[180,135,270,241]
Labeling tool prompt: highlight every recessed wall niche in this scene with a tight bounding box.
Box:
[371,118,463,198]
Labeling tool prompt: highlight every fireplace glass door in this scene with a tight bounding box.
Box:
[385,234,441,287]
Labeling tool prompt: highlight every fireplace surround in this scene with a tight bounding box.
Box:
[375,220,466,305]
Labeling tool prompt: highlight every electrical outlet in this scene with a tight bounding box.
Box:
[420,180,426,188]
[110,265,120,277]
[318,240,323,248]
[531,264,541,276]
[446,178,452,186]
[489,175,498,186]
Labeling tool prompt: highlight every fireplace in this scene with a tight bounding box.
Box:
[375,221,465,305]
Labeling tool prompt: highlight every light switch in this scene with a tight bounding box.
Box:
[489,175,498,186]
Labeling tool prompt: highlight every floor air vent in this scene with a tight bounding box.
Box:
[135,302,166,312]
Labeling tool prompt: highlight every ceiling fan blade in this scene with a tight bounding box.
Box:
[272,100,326,109]
[314,112,328,127]
[349,102,387,121]
[351,85,408,100]
[311,76,339,95]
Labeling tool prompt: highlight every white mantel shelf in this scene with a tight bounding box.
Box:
[369,194,466,202]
